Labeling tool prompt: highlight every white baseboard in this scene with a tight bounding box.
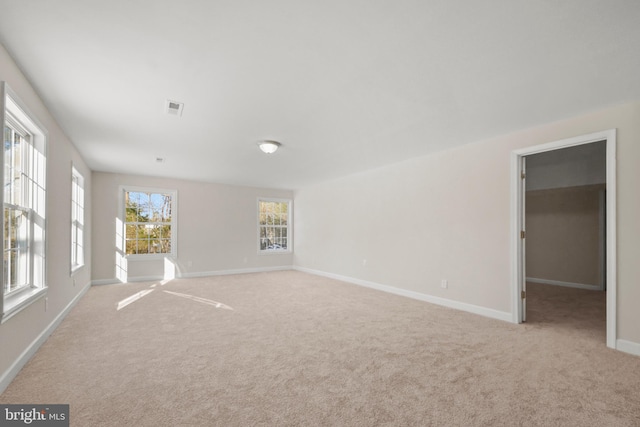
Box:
[93,275,172,285]
[294,266,512,323]
[91,278,121,286]
[527,277,603,291]
[0,281,92,394]
[127,275,164,283]
[617,339,640,357]
[180,265,293,279]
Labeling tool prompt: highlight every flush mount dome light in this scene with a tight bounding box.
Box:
[258,140,281,154]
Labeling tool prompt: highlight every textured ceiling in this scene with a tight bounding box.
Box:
[1,0,639,189]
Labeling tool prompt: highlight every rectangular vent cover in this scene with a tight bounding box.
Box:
[165,99,184,116]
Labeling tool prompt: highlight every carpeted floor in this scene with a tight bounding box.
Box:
[1,271,638,426]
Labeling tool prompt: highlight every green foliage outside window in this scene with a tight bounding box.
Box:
[125,191,173,255]
[259,200,289,250]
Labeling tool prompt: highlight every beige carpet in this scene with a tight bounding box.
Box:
[1,271,639,426]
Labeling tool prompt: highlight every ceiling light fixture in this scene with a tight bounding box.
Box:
[258,140,281,154]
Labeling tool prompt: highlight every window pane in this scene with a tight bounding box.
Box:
[126,240,137,255]
[160,239,171,254]
[124,190,175,255]
[126,224,137,239]
[136,224,147,238]
[258,200,290,252]
[137,192,149,207]
[4,207,29,294]
[137,239,149,254]
[3,102,47,301]
[160,225,171,239]
[148,238,160,254]
[126,191,140,208]
[3,128,10,202]
[71,169,85,270]
[149,193,162,221]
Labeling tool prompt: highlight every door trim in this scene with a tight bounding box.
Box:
[510,129,617,349]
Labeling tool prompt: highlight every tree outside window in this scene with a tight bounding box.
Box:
[124,190,175,256]
[259,199,291,252]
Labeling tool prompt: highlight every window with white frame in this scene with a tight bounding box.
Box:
[71,167,84,272]
[258,199,291,252]
[2,83,47,322]
[123,188,176,256]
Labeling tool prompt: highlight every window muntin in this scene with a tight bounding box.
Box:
[2,84,48,322]
[258,199,291,252]
[71,167,84,272]
[124,189,175,256]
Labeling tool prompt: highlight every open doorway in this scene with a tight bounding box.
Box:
[524,142,607,342]
[511,129,617,349]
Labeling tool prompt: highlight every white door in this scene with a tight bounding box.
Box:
[521,156,527,322]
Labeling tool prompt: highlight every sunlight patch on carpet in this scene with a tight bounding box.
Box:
[116,289,155,311]
[163,290,233,310]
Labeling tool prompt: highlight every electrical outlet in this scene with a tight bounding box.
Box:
[73,278,76,287]
[362,259,367,266]
[45,297,48,312]
[187,260,193,268]
[441,279,448,289]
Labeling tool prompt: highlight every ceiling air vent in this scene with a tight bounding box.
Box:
[165,99,184,117]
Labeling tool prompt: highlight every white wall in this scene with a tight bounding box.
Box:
[92,172,293,282]
[526,185,604,287]
[294,101,640,346]
[526,140,606,191]
[0,44,92,390]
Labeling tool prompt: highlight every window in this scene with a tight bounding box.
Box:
[71,167,84,272]
[123,187,176,257]
[2,83,47,322]
[258,199,291,252]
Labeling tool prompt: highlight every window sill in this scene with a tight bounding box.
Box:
[125,253,176,261]
[71,264,85,276]
[258,250,292,256]
[2,286,47,324]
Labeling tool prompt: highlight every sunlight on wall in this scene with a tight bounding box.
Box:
[33,221,45,287]
[115,217,124,252]
[164,257,176,281]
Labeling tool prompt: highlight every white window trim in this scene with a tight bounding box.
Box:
[120,185,178,260]
[1,81,48,323]
[71,166,85,274]
[257,197,292,255]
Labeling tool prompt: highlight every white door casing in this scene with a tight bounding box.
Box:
[511,129,617,349]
